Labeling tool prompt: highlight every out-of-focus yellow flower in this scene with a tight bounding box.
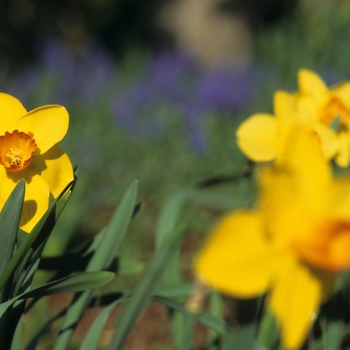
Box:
[0,93,74,232]
[298,69,350,167]
[236,90,302,162]
[236,69,350,167]
[194,130,350,349]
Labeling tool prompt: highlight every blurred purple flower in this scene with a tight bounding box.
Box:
[3,39,117,108]
[196,67,259,112]
[113,52,260,152]
[2,40,260,154]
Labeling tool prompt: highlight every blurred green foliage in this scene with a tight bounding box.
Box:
[2,0,350,348]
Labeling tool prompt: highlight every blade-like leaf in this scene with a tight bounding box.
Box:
[222,323,265,350]
[0,180,24,281]
[54,180,138,350]
[108,226,184,350]
[178,313,197,350]
[0,182,73,293]
[154,187,195,347]
[80,298,127,350]
[0,271,114,319]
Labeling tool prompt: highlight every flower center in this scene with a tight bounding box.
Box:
[0,130,37,171]
[293,219,350,270]
[320,97,350,125]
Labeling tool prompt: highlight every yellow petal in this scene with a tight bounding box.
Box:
[29,145,74,198]
[280,129,330,196]
[20,173,50,232]
[0,169,50,233]
[269,257,322,350]
[259,130,331,251]
[195,211,277,297]
[274,91,297,130]
[259,168,304,247]
[295,95,318,124]
[0,166,8,211]
[330,81,350,109]
[328,176,350,219]
[298,69,328,104]
[0,93,27,135]
[236,114,277,161]
[334,131,350,168]
[16,105,69,154]
[313,124,339,160]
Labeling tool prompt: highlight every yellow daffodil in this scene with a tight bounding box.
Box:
[298,69,350,167]
[194,130,350,349]
[0,93,74,232]
[236,90,304,162]
[236,69,350,167]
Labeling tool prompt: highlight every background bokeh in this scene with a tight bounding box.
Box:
[2,0,350,348]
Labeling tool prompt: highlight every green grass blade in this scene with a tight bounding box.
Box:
[26,271,115,297]
[0,184,73,293]
[24,309,66,350]
[155,188,194,248]
[0,271,114,318]
[108,226,184,350]
[154,188,195,346]
[79,298,127,350]
[323,322,344,350]
[257,310,280,349]
[178,313,197,350]
[9,310,23,350]
[222,323,262,350]
[0,180,24,283]
[208,291,224,350]
[86,179,138,271]
[154,296,230,334]
[53,180,138,350]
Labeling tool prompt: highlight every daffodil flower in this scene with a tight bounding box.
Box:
[0,93,74,232]
[236,69,350,167]
[194,130,350,349]
[236,90,304,162]
[298,69,350,167]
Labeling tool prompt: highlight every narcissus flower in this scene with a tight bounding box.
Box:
[298,69,350,167]
[194,130,350,349]
[236,90,303,162]
[236,69,350,167]
[0,93,74,232]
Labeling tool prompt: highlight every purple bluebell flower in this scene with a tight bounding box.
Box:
[112,52,260,153]
[3,39,117,108]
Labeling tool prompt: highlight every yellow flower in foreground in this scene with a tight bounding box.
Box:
[236,69,350,167]
[0,93,74,232]
[194,130,350,349]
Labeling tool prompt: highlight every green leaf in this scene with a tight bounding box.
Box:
[257,310,280,349]
[118,258,144,275]
[108,226,185,350]
[0,182,74,294]
[54,180,138,350]
[154,296,230,334]
[222,324,255,350]
[80,298,127,350]
[330,116,341,133]
[38,256,144,276]
[26,271,115,297]
[0,180,24,282]
[178,313,197,350]
[0,271,114,319]
[155,188,194,248]
[208,292,224,350]
[9,311,23,350]
[24,310,66,350]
